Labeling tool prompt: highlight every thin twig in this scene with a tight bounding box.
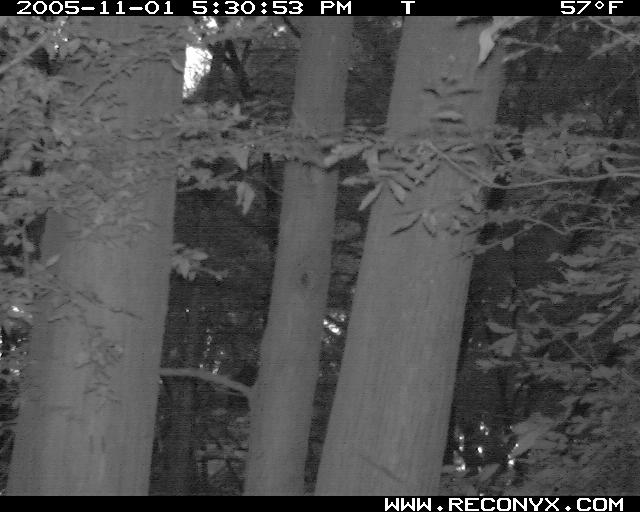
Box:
[431,138,640,189]
[588,16,640,48]
[0,32,49,75]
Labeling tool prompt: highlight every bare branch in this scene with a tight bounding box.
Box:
[281,16,301,38]
[159,367,253,402]
[0,32,49,76]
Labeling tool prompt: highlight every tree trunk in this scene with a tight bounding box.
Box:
[161,283,203,496]
[162,377,197,495]
[159,191,209,496]
[244,17,352,495]
[315,17,504,495]
[8,17,184,495]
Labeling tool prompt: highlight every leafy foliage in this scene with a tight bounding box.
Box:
[442,16,640,495]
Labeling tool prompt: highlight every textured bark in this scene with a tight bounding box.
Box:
[7,17,184,495]
[244,17,352,495]
[315,17,504,495]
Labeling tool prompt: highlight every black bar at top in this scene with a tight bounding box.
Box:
[11,0,638,17]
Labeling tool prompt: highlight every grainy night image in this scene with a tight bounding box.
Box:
[1,14,640,497]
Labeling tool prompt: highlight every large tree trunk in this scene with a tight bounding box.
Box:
[315,17,504,495]
[244,17,352,495]
[7,17,184,496]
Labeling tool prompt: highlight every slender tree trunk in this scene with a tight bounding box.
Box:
[161,285,202,496]
[162,377,197,495]
[315,17,504,495]
[244,17,352,495]
[159,191,209,496]
[7,17,184,495]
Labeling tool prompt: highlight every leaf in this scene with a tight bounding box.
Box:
[434,110,465,122]
[422,212,439,235]
[577,313,603,325]
[323,153,339,168]
[392,211,421,234]
[478,25,497,65]
[501,236,514,251]
[547,252,560,262]
[455,154,481,166]
[44,254,60,268]
[486,321,513,335]
[341,175,371,186]
[189,249,209,261]
[363,148,380,172]
[503,48,528,63]
[613,323,640,343]
[324,142,366,167]
[235,181,255,215]
[490,333,517,357]
[358,183,383,211]
[478,16,533,64]
[67,38,82,56]
[559,254,597,268]
[566,153,594,170]
[229,145,249,171]
[388,179,407,203]
[391,171,415,190]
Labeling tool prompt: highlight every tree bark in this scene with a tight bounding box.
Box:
[162,377,197,495]
[7,17,185,495]
[315,17,504,495]
[244,17,352,495]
